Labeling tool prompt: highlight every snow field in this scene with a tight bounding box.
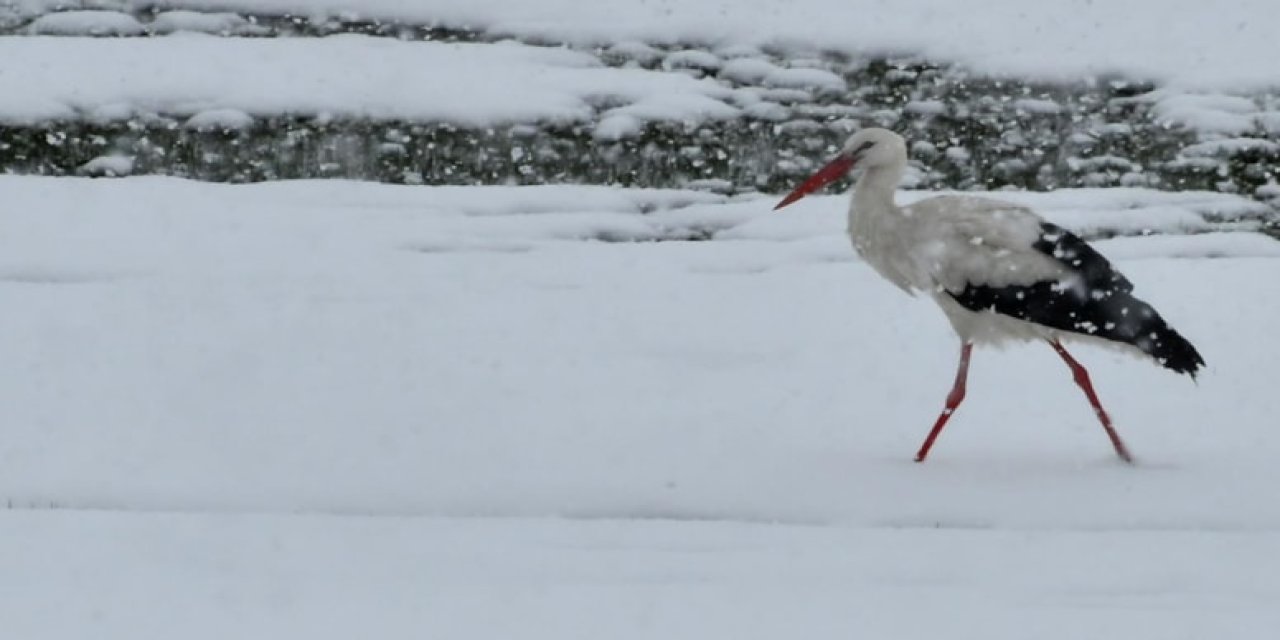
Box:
[1,176,1277,638]
[5,511,1280,640]
[2,0,1278,632]
[0,176,1273,523]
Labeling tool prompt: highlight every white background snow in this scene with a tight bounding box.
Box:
[0,36,747,127]
[2,177,1278,638]
[4,2,1278,146]
[4,1,1280,637]
[12,0,1271,90]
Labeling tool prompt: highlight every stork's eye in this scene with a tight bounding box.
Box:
[853,141,875,155]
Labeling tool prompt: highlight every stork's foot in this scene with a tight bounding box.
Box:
[1048,340,1136,464]
[913,343,973,463]
[1114,446,1136,465]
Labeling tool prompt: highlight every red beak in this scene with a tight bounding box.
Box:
[773,153,856,210]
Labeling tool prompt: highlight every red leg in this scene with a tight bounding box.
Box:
[1049,340,1134,463]
[915,342,973,463]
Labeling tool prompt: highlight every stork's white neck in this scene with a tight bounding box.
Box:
[851,164,903,220]
[845,162,916,293]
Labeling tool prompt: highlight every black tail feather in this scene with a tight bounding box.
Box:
[952,283,1205,377]
[1035,223,1204,376]
[948,222,1205,378]
[1148,326,1205,377]
[1115,295,1205,377]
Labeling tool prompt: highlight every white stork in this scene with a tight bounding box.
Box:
[774,128,1204,463]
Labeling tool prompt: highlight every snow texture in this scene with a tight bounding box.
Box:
[0,176,1278,637]
[149,10,259,35]
[0,36,741,127]
[184,107,256,130]
[718,57,783,85]
[6,511,1280,640]
[24,9,144,35]
[5,9,1276,150]
[76,153,133,176]
[762,67,846,92]
[57,0,1280,91]
[1181,138,1280,158]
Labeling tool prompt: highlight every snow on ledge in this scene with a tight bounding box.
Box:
[185,108,256,131]
[25,10,145,36]
[150,10,264,35]
[72,0,1280,92]
[0,36,740,128]
[76,154,135,177]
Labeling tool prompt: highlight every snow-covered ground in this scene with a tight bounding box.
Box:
[2,176,1278,637]
[9,511,1280,639]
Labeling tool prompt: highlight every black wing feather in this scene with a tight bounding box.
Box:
[948,223,1205,377]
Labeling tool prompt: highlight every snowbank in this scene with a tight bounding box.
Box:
[0,35,740,126]
[27,0,1276,91]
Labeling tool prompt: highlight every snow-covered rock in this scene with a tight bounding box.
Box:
[149,10,261,35]
[77,154,133,176]
[26,10,143,36]
[185,108,255,132]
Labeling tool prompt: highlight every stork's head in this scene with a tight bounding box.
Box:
[774,128,907,210]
